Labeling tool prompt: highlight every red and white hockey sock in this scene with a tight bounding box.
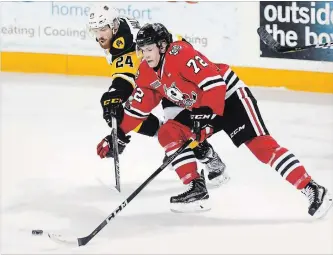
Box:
[166,147,199,184]
[268,146,311,189]
[158,120,199,185]
[247,135,311,189]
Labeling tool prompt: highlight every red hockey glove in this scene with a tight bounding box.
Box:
[96,129,131,159]
[190,106,215,143]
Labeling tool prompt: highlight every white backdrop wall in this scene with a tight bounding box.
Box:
[0,1,332,73]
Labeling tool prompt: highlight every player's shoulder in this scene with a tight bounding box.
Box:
[119,16,141,31]
[165,41,196,66]
[109,17,138,57]
[135,61,157,88]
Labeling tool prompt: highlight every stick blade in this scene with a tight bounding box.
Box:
[47,232,79,246]
[77,235,93,246]
[257,26,282,52]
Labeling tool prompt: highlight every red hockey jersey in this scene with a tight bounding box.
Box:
[120,40,227,134]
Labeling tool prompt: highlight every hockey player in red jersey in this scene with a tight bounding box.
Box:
[89,4,228,187]
[97,23,333,216]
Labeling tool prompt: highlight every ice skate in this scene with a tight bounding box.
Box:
[170,170,210,213]
[194,140,230,187]
[301,180,333,219]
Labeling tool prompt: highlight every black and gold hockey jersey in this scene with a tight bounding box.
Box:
[103,16,141,90]
[101,17,160,135]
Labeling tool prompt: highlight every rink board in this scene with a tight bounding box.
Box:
[0,1,332,93]
[1,51,332,93]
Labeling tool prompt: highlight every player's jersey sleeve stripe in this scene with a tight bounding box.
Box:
[201,79,226,91]
[228,77,240,90]
[197,75,222,88]
[225,70,235,83]
[223,68,248,100]
[125,106,150,119]
[222,68,232,81]
[198,75,226,91]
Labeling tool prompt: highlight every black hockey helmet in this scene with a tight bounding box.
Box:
[136,23,173,48]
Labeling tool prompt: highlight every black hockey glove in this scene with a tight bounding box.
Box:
[97,128,131,158]
[190,106,215,142]
[100,91,124,128]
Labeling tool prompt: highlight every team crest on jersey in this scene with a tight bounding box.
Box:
[169,45,182,55]
[150,80,162,89]
[113,37,125,49]
[163,82,197,108]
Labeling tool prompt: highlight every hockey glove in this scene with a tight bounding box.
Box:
[97,128,131,159]
[100,91,124,128]
[190,106,215,143]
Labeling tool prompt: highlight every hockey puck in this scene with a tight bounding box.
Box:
[32,229,43,235]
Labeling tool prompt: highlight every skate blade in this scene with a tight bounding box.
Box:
[314,191,333,219]
[170,199,211,213]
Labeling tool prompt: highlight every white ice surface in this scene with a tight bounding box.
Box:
[1,72,333,254]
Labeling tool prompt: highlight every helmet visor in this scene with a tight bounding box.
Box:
[136,36,156,48]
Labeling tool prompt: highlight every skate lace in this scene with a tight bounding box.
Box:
[302,186,315,205]
[179,182,194,196]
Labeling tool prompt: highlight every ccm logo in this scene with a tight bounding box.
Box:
[103,98,122,105]
[230,124,245,138]
[191,114,212,120]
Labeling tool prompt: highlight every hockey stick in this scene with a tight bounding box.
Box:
[110,113,121,192]
[48,137,199,246]
[257,26,333,53]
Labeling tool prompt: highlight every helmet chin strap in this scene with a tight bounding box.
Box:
[153,53,165,72]
[153,43,169,72]
[111,19,120,34]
